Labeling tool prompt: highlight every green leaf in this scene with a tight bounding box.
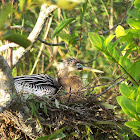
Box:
[134,0,140,9]
[55,99,60,108]
[97,102,116,109]
[136,95,140,113]
[104,54,116,63]
[57,0,79,10]
[115,25,125,38]
[52,18,75,38]
[19,0,27,12]
[127,18,140,30]
[118,42,127,52]
[129,29,140,38]
[106,43,113,54]
[37,127,67,140]
[122,98,137,115]
[85,125,93,134]
[94,121,115,125]
[117,96,138,119]
[119,84,131,98]
[0,3,13,30]
[136,87,140,113]
[106,44,119,62]
[131,90,138,100]
[128,61,140,84]
[113,48,119,61]
[133,129,140,137]
[119,31,133,44]
[2,32,31,48]
[128,9,140,20]
[112,39,120,48]
[121,49,132,64]
[58,32,70,44]
[119,57,132,72]
[88,32,103,50]
[125,121,140,129]
[103,35,115,47]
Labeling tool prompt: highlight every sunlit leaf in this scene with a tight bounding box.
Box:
[19,0,27,12]
[127,18,140,30]
[52,18,75,38]
[125,121,140,129]
[119,31,133,44]
[88,32,103,50]
[85,125,93,134]
[117,96,138,119]
[131,89,138,100]
[119,84,131,98]
[103,35,115,47]
[134,0,140,9]
[133,129,140,137]
[136,95,140,113]
[115,25,125,38]
[57,0,85,10]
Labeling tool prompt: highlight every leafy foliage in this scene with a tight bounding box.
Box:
[0,0,140,139]
[89,1,140,137]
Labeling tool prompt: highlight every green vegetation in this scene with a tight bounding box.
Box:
[0,0,140,139]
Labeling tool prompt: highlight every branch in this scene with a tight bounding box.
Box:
[95,79,124,99]
[100,4,134,35]
[0,2,133,53]
[0,55,17,112]
[8,3,134,49]
[12,4,58,68]
[0,43,19,52]
[9,25,66,46]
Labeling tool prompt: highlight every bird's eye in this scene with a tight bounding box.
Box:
[76,63,82,68]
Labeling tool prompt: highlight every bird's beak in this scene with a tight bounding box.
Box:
[83,66,104,73]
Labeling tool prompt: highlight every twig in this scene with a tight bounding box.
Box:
[95,79,124,99]
[8,2,133,49]
[100,3,134,35]
[30,15,53,74]
[12,5,58,68]
[9,25,66,46]
[0,43,19,52]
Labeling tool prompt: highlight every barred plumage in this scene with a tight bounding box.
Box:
[14,74,60,97]
[14,57,104,97]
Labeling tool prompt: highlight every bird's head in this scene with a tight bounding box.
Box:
[58,57,104,74]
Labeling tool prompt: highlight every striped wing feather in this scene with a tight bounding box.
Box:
[14,74,60,97]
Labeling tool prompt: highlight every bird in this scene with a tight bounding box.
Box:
[14,57,104,97]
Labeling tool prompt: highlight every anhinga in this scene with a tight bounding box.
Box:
[14,57,104,97]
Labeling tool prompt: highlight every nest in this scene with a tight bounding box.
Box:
[0,86,124,140]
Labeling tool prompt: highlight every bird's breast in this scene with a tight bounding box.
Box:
[60,75,83,93]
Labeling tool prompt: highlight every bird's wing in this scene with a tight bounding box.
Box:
[14,74,60,97]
